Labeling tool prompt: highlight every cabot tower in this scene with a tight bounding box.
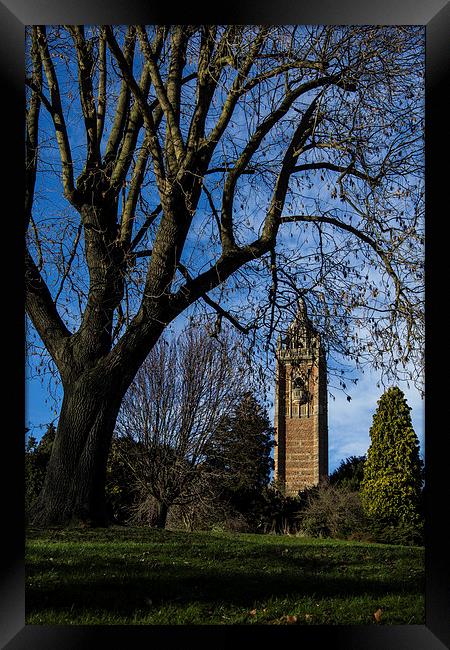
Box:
[274,301,328,496]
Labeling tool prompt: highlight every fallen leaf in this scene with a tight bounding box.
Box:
[249,609,257,617]
[285,615,298,624]
[373,608,383,623]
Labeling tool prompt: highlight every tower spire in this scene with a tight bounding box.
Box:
[284,296,314,351]
[296,294,307,318]
[293,295,312,331]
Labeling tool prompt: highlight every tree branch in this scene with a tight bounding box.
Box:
[104,26,167,196]
[184,26,222,160]
[177,262,250,334]
[203,27,270,156]
[136,25,186,165]
[96,28,107,144]
[54,224,83,305]
[171,100,322,315]
[165,26,189,174]
[218,73,351,254]
[67,25,100,169]
[104,26,137,163]
[134,249,153,259]
[279,213,403,303]
[292,161,380,186]
[254,96,320,247]
[119,134,151,246]
[25,249,71,367]
[201,183,221,235]
[25,27,42,231]
[130,205,162,251]
[35,26,78,205]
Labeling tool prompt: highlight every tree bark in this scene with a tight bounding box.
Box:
[150,501,169,529]
[30,369,125,527]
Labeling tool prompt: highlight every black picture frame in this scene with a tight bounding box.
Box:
[2,1,449,647]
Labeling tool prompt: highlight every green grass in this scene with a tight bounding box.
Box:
[26,527,424,625]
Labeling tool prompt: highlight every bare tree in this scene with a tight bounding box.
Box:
[114,325,246,528]
[25,25,424,525]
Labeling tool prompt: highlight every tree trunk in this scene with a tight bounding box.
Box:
[30,369,124,527]
[151,500,169,529]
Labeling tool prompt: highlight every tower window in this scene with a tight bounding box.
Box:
[292,377,308,404]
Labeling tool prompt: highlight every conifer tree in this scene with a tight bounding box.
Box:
[329,455,366,491]
[25,423,56,516]
[205,393,274,511]
[361,387,423,530]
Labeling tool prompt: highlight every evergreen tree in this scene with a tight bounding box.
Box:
[205,393,274,517]
[25,423,56,517]
[330,455,366,491]
[361,387,423,531]
[105,437,138,524]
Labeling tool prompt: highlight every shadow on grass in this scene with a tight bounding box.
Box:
[26,527,424,620]
[26,557,424,618]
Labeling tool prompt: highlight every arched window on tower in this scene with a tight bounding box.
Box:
[292,375,310,418]
[292,376,307,404]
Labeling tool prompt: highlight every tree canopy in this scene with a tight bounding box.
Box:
[27,25,424,387]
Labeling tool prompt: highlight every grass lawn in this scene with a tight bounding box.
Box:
[26,527,424,625]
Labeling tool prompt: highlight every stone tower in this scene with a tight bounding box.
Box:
[274,301,328,496]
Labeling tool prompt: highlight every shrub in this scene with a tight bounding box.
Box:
[366,518,424,546]
[166,494,237,532]
[297,482,369,540]
[252,485,305,535]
